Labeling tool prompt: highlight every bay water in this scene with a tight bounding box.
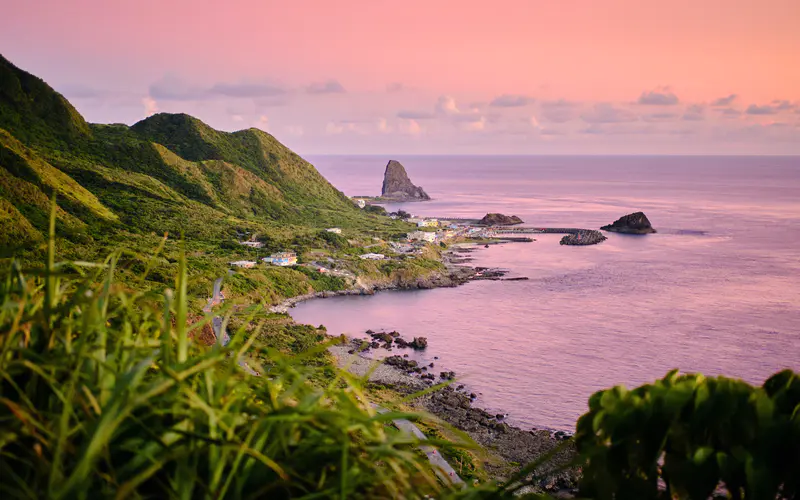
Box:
[292,155,800,430]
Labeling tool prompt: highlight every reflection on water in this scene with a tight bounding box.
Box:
[292,156,800,430]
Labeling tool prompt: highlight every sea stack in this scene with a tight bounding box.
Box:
[600,212,656,234]
[381,160,430,201]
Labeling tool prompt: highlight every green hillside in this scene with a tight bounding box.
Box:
[0,54,417,301]
[0,54,405,245]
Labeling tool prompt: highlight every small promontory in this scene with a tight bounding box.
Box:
[478,213,524,226]
[381,160,430,201]
[600,212,656,234]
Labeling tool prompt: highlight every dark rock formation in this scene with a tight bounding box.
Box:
[478,213,524,226]
[559,230,607,246]
[380,160,430,201]
[601,211,656,234]
[409,337,428,350]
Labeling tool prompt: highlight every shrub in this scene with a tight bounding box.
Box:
[0,204,456,498]
[574,369,800,499]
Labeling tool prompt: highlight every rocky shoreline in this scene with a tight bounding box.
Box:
[269,242,520,314]
[328,343,579,493]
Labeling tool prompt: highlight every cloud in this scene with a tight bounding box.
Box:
[682,104,705,121]
[581,103,638,123]
[398,118,422,136]
[540,99,579,123]
[529,115,541,129]
[397,110,435,120]
[253,115,269,131]
[746,104,778,115]
[643,113,678,122]
[231,114,244,122]
[323,118,388,135]
[386,82,405,92]
[377,118,389,133]
[580,123,662,135]
[718,107,742,118]
[489,94,533,107]
[142,97,159,117]
[459,116,486,131]
[711,94,737,106]
[325,122,346,134]
[307,79,346,94]
[148,75,207,101]
[637,88,679,105]
[436,95,460,115]
[771,99,795,111]
[209,82,286,98]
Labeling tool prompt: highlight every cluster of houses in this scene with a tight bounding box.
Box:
[230,251,298,269]
[228,215,493,271]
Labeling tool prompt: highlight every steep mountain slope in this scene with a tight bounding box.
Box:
[0,54,385,252]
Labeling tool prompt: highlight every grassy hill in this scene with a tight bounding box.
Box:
[0,53,417,301]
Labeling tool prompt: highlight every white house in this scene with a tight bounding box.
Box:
[353,198,367,208]
[230,260,257,269]
[408,231,436,243]
[359,253,385,260]
[326,228,342,234]
[239,241,263,248]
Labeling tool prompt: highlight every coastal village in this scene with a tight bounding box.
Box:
[228,160,649,274]
[229,212,497,270]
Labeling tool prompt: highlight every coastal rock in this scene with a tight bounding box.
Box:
[559,230,607,246]
[409,337,428,350]
[478,213,524,226]
[600,211,656,234]
[380,160,430,201]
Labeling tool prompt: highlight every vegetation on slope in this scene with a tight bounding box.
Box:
[0,53,425,304]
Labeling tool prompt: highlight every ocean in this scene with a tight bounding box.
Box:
[292,155,800,431]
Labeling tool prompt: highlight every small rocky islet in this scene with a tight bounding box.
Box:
[600,211,657,234]
[478,213,524,226]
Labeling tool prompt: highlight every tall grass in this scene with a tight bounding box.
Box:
[0,201,469,499]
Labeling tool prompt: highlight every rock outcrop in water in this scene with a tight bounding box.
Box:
[478,213,524,226]
[381,160,430,201]
[600,211,656,234]
[560,230,607,246]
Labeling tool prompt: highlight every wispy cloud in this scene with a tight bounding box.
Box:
[581,103,638,123]
[489,94,533,107]
[142,96,159,117]
[210,82,286,97]
[746,104,778,115]
[540,99,579,123]
[637,88,679,106]
[396,110,435,120]
[682,104,705,121]
[711,94,737,106]
[745,100,797,115]
[307,80,346,94]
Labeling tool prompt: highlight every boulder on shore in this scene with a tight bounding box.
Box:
[381,160,430,201]
[478,213,523,226]
[601,211,656,234]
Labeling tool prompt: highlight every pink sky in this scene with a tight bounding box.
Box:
[2,0,799,154]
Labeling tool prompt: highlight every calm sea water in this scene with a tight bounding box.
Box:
[293,156,800,431]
